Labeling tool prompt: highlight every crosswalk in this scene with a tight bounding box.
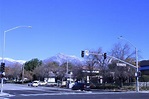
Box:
[1,90,149,99]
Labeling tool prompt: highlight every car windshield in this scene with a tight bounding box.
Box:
[33,82,38,83]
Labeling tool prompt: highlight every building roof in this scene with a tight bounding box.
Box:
[139,66,149,71]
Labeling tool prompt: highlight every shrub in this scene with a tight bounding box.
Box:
[121,86,135,91]
[90,83,119,89]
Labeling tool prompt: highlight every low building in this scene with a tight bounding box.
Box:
[139,60,149,75]
[44,71,57,86]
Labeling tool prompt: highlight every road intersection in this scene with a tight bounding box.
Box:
[0,84,149,99]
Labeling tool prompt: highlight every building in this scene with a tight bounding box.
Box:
[139,60,149,75]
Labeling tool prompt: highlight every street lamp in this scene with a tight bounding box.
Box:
[1,25,31,94]
[2,26,32,62]
[118,36,139,92]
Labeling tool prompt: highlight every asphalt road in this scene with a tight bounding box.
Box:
[4,92,149,99]
[0,84,149,99]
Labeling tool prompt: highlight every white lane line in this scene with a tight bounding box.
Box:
[19,92,117,97]
[20,91,149,97]
[20,92,91,96]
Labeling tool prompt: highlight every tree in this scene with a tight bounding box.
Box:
[33,65,45,80]
[33,61,60,81]
[109,43,136,86]
[24,70,33,81]
[84,48,110,83]
[72,64,84,81]
[5,63,22,80]
[24,58,42,80]
[46,61,59,74]
[59,62,73,79]
[24,58,42,71]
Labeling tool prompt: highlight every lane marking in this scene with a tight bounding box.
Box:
[20,91,149,97]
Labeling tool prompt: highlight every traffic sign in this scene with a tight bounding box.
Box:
[84,50,89,56]
[116,63,126,67]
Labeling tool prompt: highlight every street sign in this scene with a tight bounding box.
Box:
[116,63,126,67]
[84,50,89,56]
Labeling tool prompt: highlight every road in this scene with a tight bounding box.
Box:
[0,84,149,99]
[9,93,149,99]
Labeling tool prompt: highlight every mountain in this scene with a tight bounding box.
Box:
[43,53,84,65]
[0,57,26,66]
[0,53,84,66]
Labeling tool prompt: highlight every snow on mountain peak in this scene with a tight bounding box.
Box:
[5,58,26,64]
[0,57,26,65]
[0,53,84,66]
[43,53,83,65]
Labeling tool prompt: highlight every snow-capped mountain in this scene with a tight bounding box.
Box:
[0,57,26,66]
[43,53,83,65]
[0,53,84,66]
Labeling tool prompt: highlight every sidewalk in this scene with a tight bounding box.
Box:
[90,88,149,93]
[0,92,11,97]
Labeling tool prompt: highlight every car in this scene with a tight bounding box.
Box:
[71,83,91,91]
[39,81,47,86]
[46,82,57,87]
[28,81,39,87]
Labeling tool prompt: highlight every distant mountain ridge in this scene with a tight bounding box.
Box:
[0,53,83,66]
[43,53,83,65]
[0,57,26,66]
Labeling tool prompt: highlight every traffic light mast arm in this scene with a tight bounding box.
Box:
[107,55,137,69]
[86,52,137,69]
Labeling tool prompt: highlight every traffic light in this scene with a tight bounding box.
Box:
[1,62,5,73]
[81,50,85,57]
[104,53,107,59]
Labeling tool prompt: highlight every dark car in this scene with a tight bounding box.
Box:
[72,83,90,91]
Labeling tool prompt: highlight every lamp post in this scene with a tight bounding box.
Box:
[1,26,31,94]
[66,60,68,75]
[118,36,139,92]
[66,60,69,88]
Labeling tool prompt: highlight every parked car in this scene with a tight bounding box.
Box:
[71,83,91,91]
[39,81,47,86]
[28,81,39,87]
[46,82,57,87]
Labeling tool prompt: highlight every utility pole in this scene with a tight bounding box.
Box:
[22,64,24,84]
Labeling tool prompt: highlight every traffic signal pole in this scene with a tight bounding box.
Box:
[0,62,5,94]
[0,78,3,94]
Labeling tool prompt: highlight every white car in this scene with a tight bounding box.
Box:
[28,81,39,87]
[39,81,47,86]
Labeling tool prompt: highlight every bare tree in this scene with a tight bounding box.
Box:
[72,64,84,81]
[5,63,22,81]
[109,43,136,86]
[24,70,33,81]
[33,65,45,80]
[84,48,111,83]
[33,61,60,81]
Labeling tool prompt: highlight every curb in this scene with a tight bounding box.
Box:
[0,93,11,97]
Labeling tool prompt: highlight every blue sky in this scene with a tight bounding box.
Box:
[0,0,149,61]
